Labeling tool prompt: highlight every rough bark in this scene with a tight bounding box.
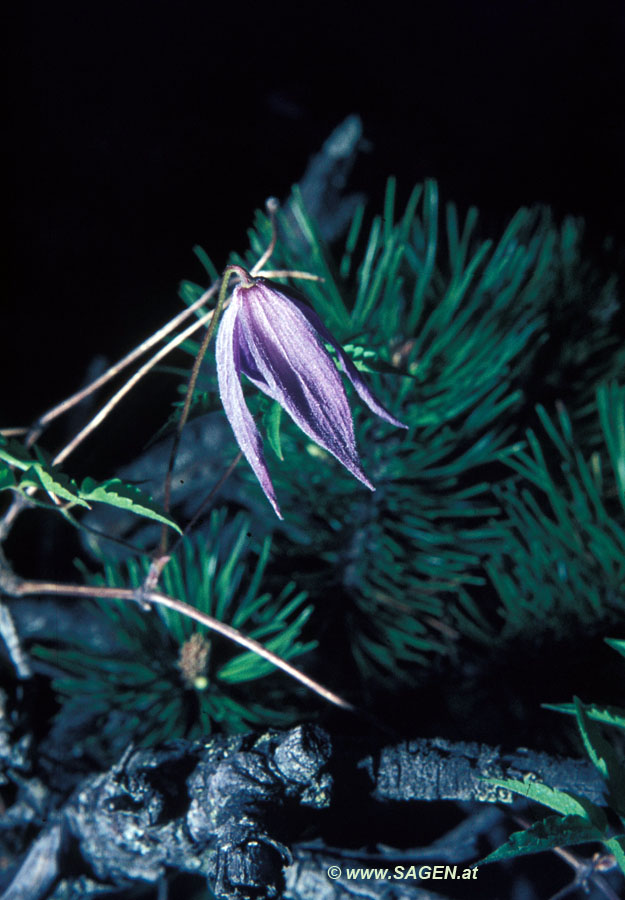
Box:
[1,724,607,900]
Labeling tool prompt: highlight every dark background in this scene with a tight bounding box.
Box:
[5,0,625,434]
[2,9,625,895]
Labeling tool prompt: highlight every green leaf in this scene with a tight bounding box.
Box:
[288,187,350,329]
[574,697,625,814]
[217,625,316,682]
[20,465,90,507]
[481,777,605,825]
[480,815,604,865]
[0,436,89,509]
[605,637,625,661]
[604,836,625,876]
[383,177,396,244]
[264,401,284,460]
[407,178,438,332]
[79,477,181,533]
[0,463,17,490]
[193,244,220,283]
[575,697,611,780]
[340,343,417,379]
[597,382,625,510]
[543,701,625,732]
[339,202,365,279]
[178,280,205,306]
[0,435,36,471]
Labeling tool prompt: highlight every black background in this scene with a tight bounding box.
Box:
[3,9,625,892]
[5,0,625,434]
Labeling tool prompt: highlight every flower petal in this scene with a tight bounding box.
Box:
[215,291,283,518]
[236,282,375,490]
[263,280,409,430]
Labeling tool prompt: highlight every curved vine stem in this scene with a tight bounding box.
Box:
[52,305,217,467]
[0,568,355,714]
[26,286,219,449]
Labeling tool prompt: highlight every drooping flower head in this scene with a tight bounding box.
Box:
[216,272,407,518]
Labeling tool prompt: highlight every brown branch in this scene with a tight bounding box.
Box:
[1,569,355,714]
[52,306,216,467]
[256,270,324,281]
[1,286,221,543]
[24,285,219,448]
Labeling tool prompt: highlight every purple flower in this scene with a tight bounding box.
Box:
[216,275,408,518]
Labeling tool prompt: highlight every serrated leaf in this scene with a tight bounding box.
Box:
[328,342,417,379]
[574,697,625,814]
[345,344,417,379]
[79,477,181,533]
[354,356,417,378]
[0,438,89,507]
[264,400,284,460]
[20,465,90,507]
[480,815,604,865]
[481,777,604,824]
[543,701,625,732]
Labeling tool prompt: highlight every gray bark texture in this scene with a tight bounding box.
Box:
[1,724,607,900]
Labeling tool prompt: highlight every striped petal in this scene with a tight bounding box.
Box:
[215,289,283,518]
[260,280,408,429]
[236,281,374,490]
